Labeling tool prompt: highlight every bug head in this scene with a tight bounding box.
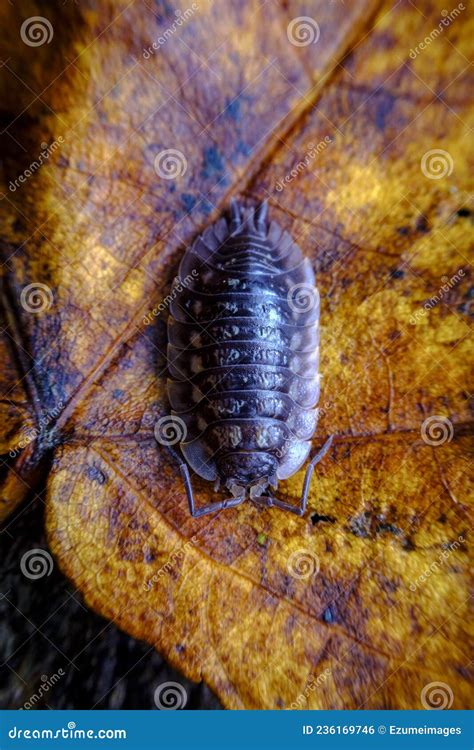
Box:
[216,452,278,500]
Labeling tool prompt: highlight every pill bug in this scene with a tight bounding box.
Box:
[165,200,333,517]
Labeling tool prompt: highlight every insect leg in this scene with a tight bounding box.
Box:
[252,435,335,516]
[191,497,244,518]
[253,494,306,516]
[164,446,244,517]
[296,434,335,515]
[176,459,243,517]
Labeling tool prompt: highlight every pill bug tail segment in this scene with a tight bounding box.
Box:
[166,199,326,516]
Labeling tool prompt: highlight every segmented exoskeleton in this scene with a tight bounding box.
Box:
[166,200,333,517]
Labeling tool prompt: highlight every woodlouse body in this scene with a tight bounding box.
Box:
[166,201,331,516]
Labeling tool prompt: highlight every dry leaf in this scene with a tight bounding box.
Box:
[1,0,472,709]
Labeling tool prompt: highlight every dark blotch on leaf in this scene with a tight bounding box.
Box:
[112,389,127,402]
[347,511,372,538]
[415,214,429,233]
[322,606,336,623]
[201,145,224,178]
[390,268,404,279]
[87,466,107,485]
[347,511,408,544]
[154,2,175,24]
[376,522,402,536]
[226,98,241,122]
[374,93,395,131]
[236,140,251,157]
[181,193,197,212]
[311,513,336,525]
[379,577,399,593]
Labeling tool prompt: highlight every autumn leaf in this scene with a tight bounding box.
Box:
[1,0,472,710]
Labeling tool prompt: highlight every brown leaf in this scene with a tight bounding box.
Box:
[1,0,472,709]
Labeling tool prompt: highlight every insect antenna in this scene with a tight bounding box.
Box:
[255,200,268,235]
[230,198,241,233]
